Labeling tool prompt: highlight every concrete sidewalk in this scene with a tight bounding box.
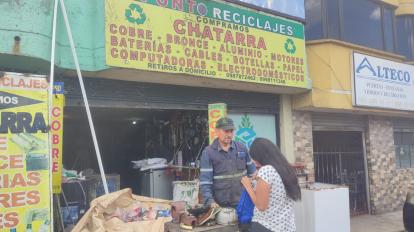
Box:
[351,211,405,232]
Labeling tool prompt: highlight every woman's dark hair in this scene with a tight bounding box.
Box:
[250,137,301,201]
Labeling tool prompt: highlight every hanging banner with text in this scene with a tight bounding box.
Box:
[105,0,308,88]
[52,83,64,194]
[208,103,227,144]
[0,72,51,231]
[353,52,414,111]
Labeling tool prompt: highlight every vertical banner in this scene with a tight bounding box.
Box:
[52,83,64,194]
[208,103,227,144]
[0,72,51,231]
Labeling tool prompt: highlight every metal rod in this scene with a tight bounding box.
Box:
[59,0,109,194]
[339,152,342,184]
[335,152,339,184]
[48,0,59,229]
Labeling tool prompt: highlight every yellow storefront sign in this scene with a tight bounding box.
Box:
[105,0,308,88]
[52,83,64,194]
[0,72,51,231]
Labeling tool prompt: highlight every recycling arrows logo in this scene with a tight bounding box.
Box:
[125,3,147,25]
[0,91,43,110]
[284,38,297,54]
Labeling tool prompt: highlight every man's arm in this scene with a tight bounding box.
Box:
[199,149,215,206]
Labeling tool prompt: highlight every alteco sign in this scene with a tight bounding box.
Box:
[353,52,414,111]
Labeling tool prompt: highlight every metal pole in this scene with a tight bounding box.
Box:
[59,0,109,194]
[48,0,59,229]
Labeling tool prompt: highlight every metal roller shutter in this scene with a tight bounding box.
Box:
[312,113,366,131]
[393,118,414,132]
[60,76,279,114]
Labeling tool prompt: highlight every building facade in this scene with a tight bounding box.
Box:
[296,0,414,215]
[0,0,308,157]
[2,0,412,224]
[0,1,310,229]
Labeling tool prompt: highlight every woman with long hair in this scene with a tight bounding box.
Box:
[241,137,301,232]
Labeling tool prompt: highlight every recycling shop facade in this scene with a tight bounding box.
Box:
[293,0,414,215]
[0,0,308,202]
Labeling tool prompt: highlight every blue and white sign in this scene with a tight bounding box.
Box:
[236,0,305,20]
[229,113,277,148]
[353,52,414,111]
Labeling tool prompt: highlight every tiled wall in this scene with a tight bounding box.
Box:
[365,116,414,214]
[292,111,315,182]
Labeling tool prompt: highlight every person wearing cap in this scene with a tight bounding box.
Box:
[200,117,256,209]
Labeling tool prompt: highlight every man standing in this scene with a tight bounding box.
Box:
[200,117,256,208]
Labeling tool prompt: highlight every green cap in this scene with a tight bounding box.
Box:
[215,117,235,130]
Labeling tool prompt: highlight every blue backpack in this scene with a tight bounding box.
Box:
[236,188,254,224]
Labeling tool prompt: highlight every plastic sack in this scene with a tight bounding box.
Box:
[236,188,254,224]
[72,188,171,232]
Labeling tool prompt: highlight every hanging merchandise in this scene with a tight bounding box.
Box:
[168,111,208,167]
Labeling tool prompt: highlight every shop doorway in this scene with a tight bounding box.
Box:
[313,131,368,216]
[63,107,208,194]
[62,106,278,197]
[57,77,280,228]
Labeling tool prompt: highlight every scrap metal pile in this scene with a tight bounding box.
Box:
[171,201,237,230]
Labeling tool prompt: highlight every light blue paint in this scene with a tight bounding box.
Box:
[229,113,277,148]
[0,0,106,71]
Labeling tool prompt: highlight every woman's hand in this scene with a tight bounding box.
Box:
[251,170,258,180]
[241,176,257,206]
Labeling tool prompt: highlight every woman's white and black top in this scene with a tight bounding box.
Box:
[252,165,296,232]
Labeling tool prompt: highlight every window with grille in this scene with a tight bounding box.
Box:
[394,132,414,169]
